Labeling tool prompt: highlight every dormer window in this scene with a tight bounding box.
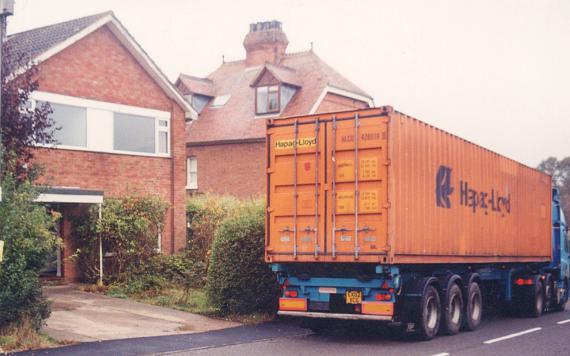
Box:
[256,85,279,114]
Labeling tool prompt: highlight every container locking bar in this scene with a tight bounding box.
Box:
[293,120,299,259]
[354,113,360,260]
[313,118,320,258]
[331,115,338,259]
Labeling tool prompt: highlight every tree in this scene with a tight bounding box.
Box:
[1,41,55,181]
[0,38,58,332]
[537,156,570,219]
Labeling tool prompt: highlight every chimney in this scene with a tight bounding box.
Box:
[243,21,289,67]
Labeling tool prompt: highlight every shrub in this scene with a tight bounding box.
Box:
[206,199,278,315]
[73,195,169,283]
[186,194,241,265]
[0,175,58,331]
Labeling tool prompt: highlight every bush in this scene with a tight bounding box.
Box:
[0,175,58,331]
[186,194,241,265]
[73,195,169,283]
[206,199,278,315]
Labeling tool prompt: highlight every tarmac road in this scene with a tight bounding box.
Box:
[18,306,570,356]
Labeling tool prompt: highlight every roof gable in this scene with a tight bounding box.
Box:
[250,63,302,88]
[7,11,196,119]
[176,74,215,97]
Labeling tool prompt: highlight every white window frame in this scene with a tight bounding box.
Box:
[31,91,171,158]
[186,157,197,190]
[156,119,169,154]
[255,85,279,114]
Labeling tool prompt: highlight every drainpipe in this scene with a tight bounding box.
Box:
[98,203,103,286]
[170,101,176,254]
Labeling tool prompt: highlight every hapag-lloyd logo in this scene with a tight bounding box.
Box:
[274,137,316,150]
[435,166,454,208]
[435,165,512,215]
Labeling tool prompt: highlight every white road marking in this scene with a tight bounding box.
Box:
[483,327,542,344]
[557,319,570,325]
[430,353,450,356]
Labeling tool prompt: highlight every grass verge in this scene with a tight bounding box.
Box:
[101,284,275,324]
[0,320,71,353]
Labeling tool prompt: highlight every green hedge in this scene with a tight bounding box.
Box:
[206,200,278,315]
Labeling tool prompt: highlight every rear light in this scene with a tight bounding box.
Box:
[284,290,298,297]
[515,278,534,286]
[381,281,390,289]
[375,292,392,301]
[354,305,361,313]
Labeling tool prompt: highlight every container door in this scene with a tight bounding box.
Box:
[326,114,390,262]
[267,119,326,262]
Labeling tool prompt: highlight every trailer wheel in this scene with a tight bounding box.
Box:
[414,285,441,340]
[529,279,544,318]
[441,283,464,335]
[553,279,568,312]
[463,281,482,331]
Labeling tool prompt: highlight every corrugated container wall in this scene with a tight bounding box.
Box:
[265,107,552,265]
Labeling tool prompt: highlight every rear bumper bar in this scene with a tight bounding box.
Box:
[278,310,393,321]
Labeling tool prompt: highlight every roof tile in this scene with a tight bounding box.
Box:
[5,11,112,68]
[184,50,372,143]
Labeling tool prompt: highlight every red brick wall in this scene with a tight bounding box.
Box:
[187,141,266,198]
[60,205,84,282]
[31,25,187,267]
[316,93,369,114]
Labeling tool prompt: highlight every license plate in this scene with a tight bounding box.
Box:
[345,290,362,304]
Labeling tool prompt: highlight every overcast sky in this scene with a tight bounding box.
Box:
[8,0,570,167]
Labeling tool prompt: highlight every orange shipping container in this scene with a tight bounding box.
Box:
[265,107,552,265]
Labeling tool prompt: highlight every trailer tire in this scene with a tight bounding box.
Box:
[529,279,544,318]
[463,281,482,331]
[441,283,464,335]
[414,285,441,341]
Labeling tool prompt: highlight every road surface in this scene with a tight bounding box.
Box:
[18,307,570,356]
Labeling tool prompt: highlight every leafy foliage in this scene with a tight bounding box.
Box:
[538,156,570,219]
[206,199,278,315]
[72,195,169,282]
[1,41,56,180]
[0,175,59,330]
[186,194,241,265]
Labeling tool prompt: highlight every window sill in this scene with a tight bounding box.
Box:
[186,186,198,190]
[35,144,172,158]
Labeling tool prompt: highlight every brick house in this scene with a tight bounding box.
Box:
[7,12,196,281]
[176,21,374,198]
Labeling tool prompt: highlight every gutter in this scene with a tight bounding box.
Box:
[187,137,266,147]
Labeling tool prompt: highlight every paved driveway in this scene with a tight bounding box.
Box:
[42,285,239,342]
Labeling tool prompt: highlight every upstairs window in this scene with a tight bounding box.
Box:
[256,85,279,114]
[114,113,156,154]
[33,92,171,157]
[45,102,87,147]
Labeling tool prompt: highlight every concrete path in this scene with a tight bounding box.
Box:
[42,285,239,342]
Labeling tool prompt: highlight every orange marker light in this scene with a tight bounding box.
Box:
[279,298,307,311]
